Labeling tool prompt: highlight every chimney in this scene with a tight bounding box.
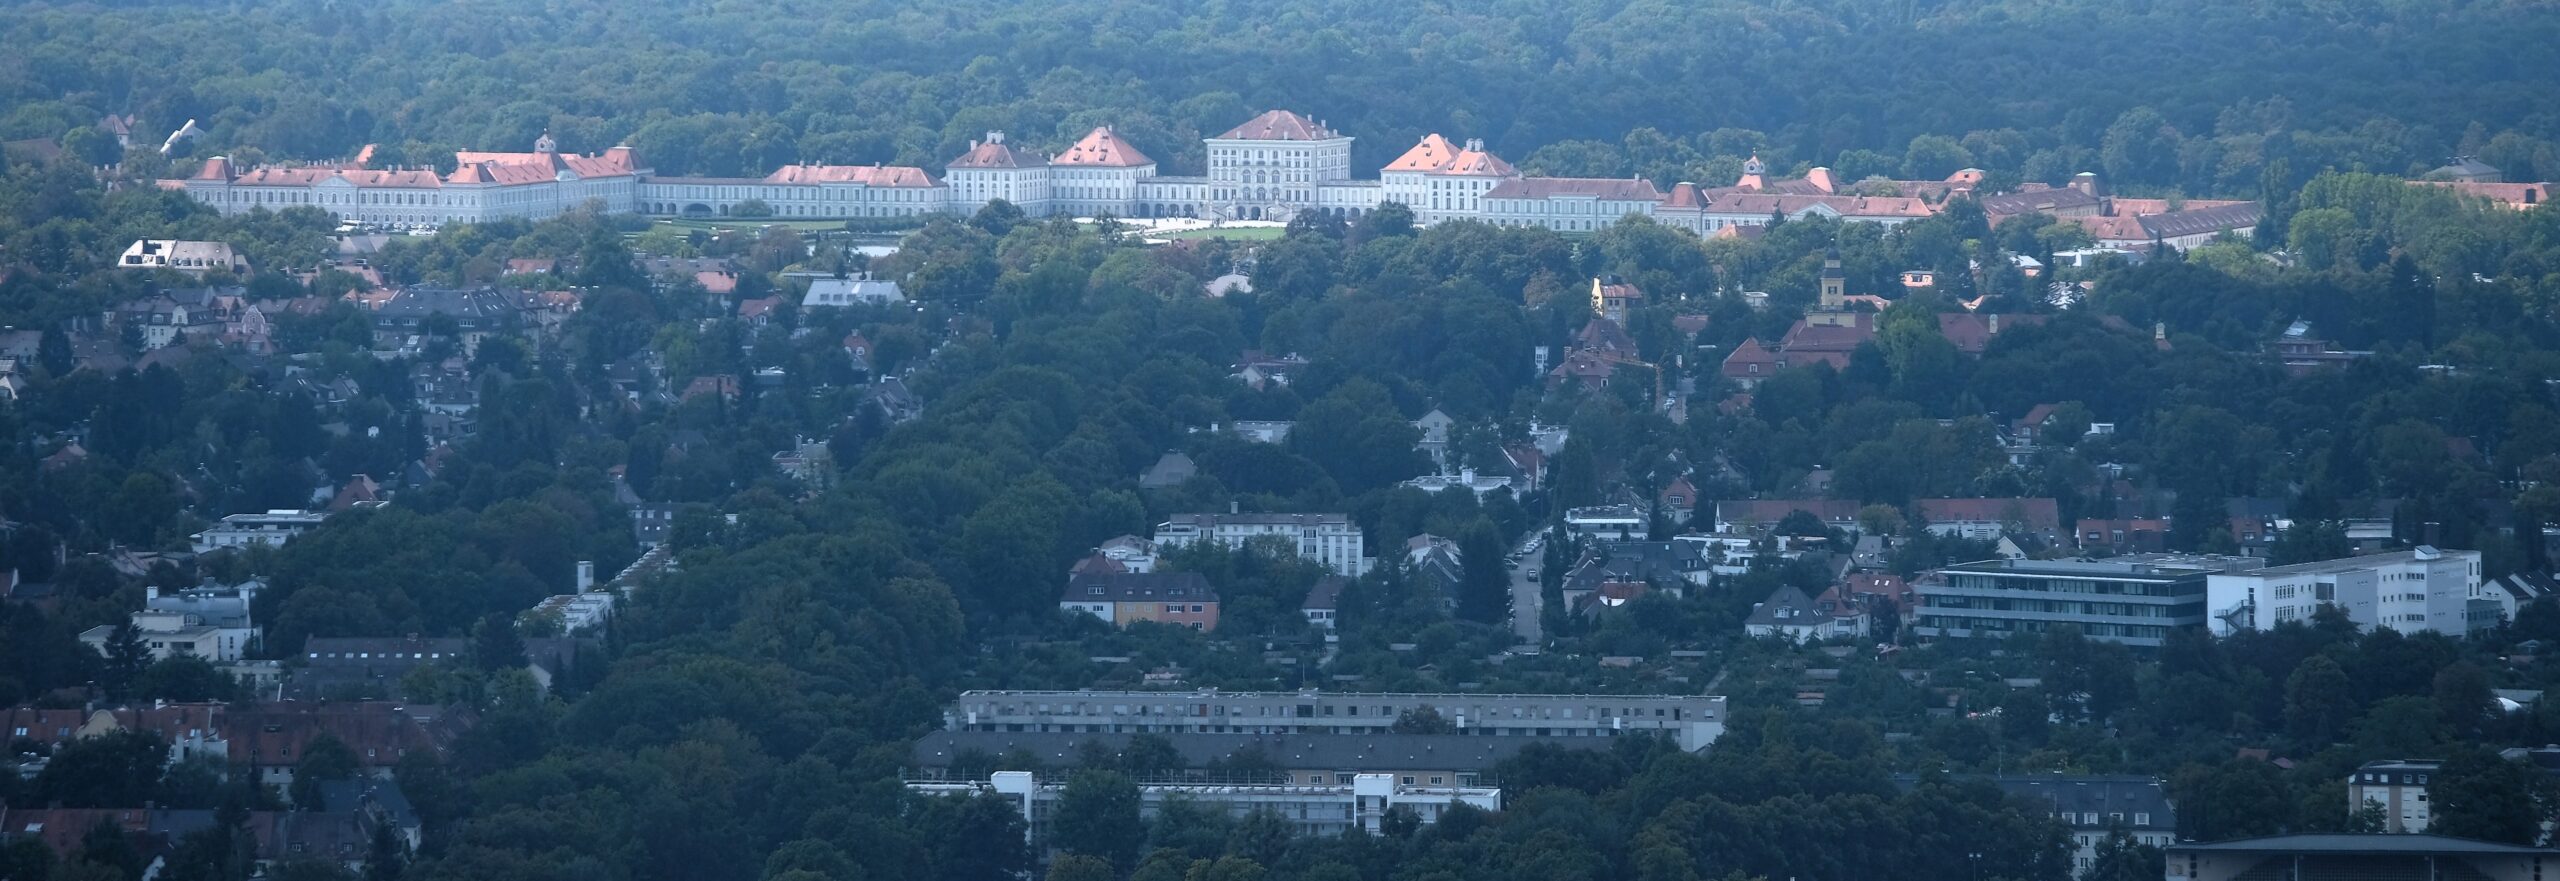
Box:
[2154,322,2167,341]
[576,561,596,592]
[1987,314,2000,334]
[1230,500,1240,515]
[147,585,159,602]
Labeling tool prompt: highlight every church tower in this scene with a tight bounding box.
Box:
[1819,248,1846,310]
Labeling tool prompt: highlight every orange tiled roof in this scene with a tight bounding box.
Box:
[1214,110,1338,141]
[1445,145,1516,177]
[1385,134,1459,172]
[1051,126,1154,167]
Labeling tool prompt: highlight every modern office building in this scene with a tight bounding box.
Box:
[942,689,1728,752]
[2205,546,2487,637]
[1912,555,2260,648]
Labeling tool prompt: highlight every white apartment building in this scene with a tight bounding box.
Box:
[190,509,330,554]
[2206,546,2487,636]
[78,579,265,662]
[1155,512,1369,576]
[945,689,1730,752]
[2349,760,2439,833]
[910,770,1499,842]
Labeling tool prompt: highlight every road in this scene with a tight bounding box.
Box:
[1508,534,1545,645]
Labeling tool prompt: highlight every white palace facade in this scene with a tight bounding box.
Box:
[170,110,2011,236]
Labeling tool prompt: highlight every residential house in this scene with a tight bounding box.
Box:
[1889,774,2175,874]
[1403,535,1465,598]
[736,295,783,326]
[2076,518,2169,554]
[1401,469,1516,498]
[1413,409,1455,470]
[1061,572,1221,631]
[365,285,523,355]
[1914,497,2063,543]
[1302,576,1346,632]
[1713,499,1861,536]
[2269,319,2371,376]
[118,240,249,276]
[2349,760,2441,833]
[1139,452,1198,490]
[1553,502,1642,537]
[113,287,238,350]
[800,273,906,307]
[1744,585,1827,643]
[2432,156,2503,183]
[1233,351,1312,389]
[863,376,923,423]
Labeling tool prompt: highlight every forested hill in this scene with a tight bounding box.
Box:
[6,0,2559,191]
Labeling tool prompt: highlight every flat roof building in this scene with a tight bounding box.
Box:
[909,769,1497,842]
[2206,546,2487,637]
[2166,834,2559,881]
[944,688,1727,752]
[1913,555,2261,648]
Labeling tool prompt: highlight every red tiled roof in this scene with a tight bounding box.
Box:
[2413,180,2550,209]
[1214,110,1338,141]
[1484,177,1662,200]
[949,137,1040,170]
[1661,182,1707,210]
[1917,497,2062,534]
[1777,315,1878,353]
[1721,338,1778,376]
[1051,127,1154,167]
[1445,145,1516,177]
[1385,134,1458,172]
[1935,313,2048,355]
[220,702,442,769]
[764,163,938,187]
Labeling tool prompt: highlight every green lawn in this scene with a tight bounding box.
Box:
[1155,226,1286,241]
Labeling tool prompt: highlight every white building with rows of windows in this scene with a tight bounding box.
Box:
[177,111,2207,238]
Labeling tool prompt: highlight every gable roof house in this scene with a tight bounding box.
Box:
[1744,585,1827,643]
